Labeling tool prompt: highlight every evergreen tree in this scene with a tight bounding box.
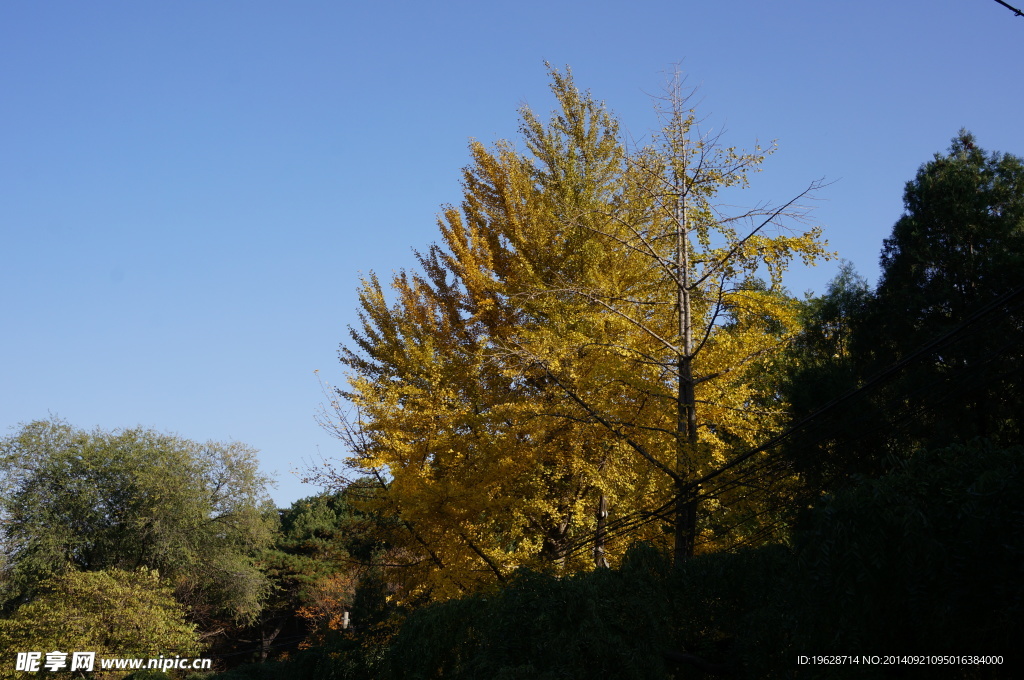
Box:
[868,129,1024,448]
[783,131,1024,489]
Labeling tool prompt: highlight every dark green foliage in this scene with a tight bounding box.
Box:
[782,264,875,485]
[374,439,1023,679]
[385,545,672,680]
[212,495,351,665]
[210,485,399,672]
[876,131,1024,336]
[223,488,391,666]
[192,635,381,680]
[794,441,1024,667]
[782,263,893,492]
[657,545,797,678]
[383,543,796,680]
[349,569,395,635]
[263,491,356,618]
[865,131,1024,451]
[793,262,872,366]
[784,132,1024,492]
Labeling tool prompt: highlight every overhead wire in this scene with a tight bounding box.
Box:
[994,0,1024,19]
[555,281,1024,562]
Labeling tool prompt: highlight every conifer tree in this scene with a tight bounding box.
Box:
[869,130,1024,447]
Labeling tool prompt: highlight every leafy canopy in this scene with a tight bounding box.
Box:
[0,418,277,624]
[0,568,201,680]
[782,131,1024,488]
[325,67,829,601]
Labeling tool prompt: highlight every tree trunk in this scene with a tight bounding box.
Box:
[259,616,285,662]
[673,172,700,566]
[540,511,573,567]
[594,494,610,568]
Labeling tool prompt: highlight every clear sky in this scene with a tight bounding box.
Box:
[3,1,1021,508]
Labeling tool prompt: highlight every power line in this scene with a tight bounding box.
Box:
[557,281,1024,561]
[690,281,1024,491]
[994,0,1024,19]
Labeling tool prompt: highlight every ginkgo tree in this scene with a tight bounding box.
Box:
[322,67,829,601]
[511,73,831,564]
[323,70,649,601]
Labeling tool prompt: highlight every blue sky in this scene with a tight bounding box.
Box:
[3,1,1021,507]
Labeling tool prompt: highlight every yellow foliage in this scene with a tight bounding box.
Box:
[330,67,829,602]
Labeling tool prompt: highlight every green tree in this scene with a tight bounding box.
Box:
[868,129,1024,448]
[784,132,1024,489]
[254,491,368,660]
[780,263,876,488]
[877,131,1024,330]
[0,568,201,680]
[0,418,277,627]
[791,440,1024,666]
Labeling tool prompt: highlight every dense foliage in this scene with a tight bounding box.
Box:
[3,72,1022,680]
[783,131,1024,491]
[318,68,828,604]
[0,418,277,648]
[0,569,201,680]
[378,440,1024,679]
